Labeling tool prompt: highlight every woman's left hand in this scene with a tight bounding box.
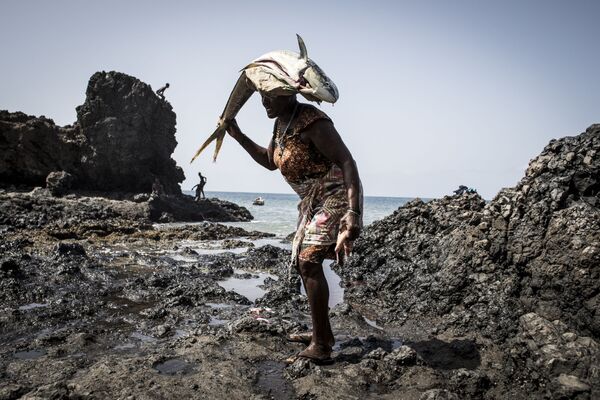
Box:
[335,212,361,265]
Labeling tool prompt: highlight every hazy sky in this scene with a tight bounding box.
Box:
[1,0,598,199]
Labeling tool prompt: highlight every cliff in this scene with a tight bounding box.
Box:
[0,71,184,194]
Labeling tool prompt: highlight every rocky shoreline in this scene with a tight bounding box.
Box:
[0,70,597,399]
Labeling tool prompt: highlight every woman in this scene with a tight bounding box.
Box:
[226,92,363,364]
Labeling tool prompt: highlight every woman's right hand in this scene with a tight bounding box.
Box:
[225,118,243,140]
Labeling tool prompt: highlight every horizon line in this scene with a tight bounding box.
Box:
[200,189,431,200]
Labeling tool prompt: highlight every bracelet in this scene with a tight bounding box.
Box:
[346,208,361,216]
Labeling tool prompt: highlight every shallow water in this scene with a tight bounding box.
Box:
[363,316,384,330]
[14,349,46,360]
[18,303,49,311]
[153,359,195,375]
[217,269,279,302]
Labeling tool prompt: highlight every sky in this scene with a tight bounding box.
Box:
[1,0,599,199]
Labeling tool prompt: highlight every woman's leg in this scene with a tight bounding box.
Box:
[298,259,335,356]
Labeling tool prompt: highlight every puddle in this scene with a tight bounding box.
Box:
[300,260,344,308]
[250,238,292,250]
[255,360,295,399]
[173,329,189,339]
[217,269,278,302]
[14,349,46,360]
[168,254,198,262]
[131,332,158,343]
[205,302,233,309]
[114,343,136,350]
[208,316,229,326]
[363,316,384,330]
[153,358,195,375]
[18,303,49,311]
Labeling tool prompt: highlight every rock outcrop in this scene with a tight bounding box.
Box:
[339,124,599,397]
[0,71,184,194]
[0,189,253,236]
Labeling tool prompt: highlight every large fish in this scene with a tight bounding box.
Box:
[190,34,339,163]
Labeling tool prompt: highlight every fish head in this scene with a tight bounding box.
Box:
[301,61,339,103]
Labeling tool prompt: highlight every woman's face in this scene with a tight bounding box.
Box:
[261,93,293,119]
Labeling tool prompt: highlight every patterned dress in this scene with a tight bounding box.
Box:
[272,103,363,271]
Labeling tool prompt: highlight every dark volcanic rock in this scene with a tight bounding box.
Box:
[46,171,73,196]
[339,124,600,397]
[0,111,83,188]
[0,71,183,194]
[76,71,184,194]
[148,195,253,222]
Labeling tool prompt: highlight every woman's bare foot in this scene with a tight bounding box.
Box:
[285,343,334,365]
[287,332,335,347]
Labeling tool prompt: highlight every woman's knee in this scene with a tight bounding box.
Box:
[298,259,323,279]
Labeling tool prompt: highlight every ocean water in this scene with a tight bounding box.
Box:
[186,191,414,236]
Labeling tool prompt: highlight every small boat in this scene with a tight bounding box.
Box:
[253,197,265,206]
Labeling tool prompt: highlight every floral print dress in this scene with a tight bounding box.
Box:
[272,104,362,271]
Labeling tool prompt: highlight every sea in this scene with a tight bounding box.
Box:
[185,191,415,236]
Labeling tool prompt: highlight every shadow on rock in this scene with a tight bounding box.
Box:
[406,338,480,370]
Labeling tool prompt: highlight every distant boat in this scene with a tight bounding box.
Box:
[253,197,265,206]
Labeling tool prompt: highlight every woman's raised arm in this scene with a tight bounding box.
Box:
[226,119,277,171]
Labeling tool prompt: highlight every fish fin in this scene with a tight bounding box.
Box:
[297,34,308,60]
[212,131,226,162]
[240,62,262,72]
[190,125,224,163]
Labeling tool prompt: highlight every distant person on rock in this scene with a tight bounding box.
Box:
[156,83,170,100]
[191,172,207,201]
[454,185,468,195]
[151,177,165,197]
[454,185,477,195]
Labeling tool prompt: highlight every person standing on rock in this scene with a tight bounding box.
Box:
[151,177,164,197]
[191,172,207,201]
[226,93,363,365]
[156,83,170,100]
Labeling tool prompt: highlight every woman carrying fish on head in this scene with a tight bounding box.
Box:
[227,91,362,364]
[192,35,363,364]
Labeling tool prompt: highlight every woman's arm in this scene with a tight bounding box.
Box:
[303,119,363,240]
[226,119,277,171]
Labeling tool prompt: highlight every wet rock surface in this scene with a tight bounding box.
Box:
[0,125,598,399]
[337,124,600,398]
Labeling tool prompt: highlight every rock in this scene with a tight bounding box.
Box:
[1,71,184,193]
[147,195,253,222]
[283,357,314,379]
[46,171,73,196]
[449,368,490,398]
[55,242,87,257]
[384,345,417,366]
[0,259,20,275]
[133,193,150,202]
[554,374,591,395]
[155,324,172,338]
[75,71,184,194]
[337,124,600,397]
[419,389,460,400]
[364,347,388,360]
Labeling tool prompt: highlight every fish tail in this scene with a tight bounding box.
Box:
[212,131,227,162]
[190,124,224,163]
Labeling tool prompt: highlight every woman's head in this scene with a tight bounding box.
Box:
[260,93,297,119]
